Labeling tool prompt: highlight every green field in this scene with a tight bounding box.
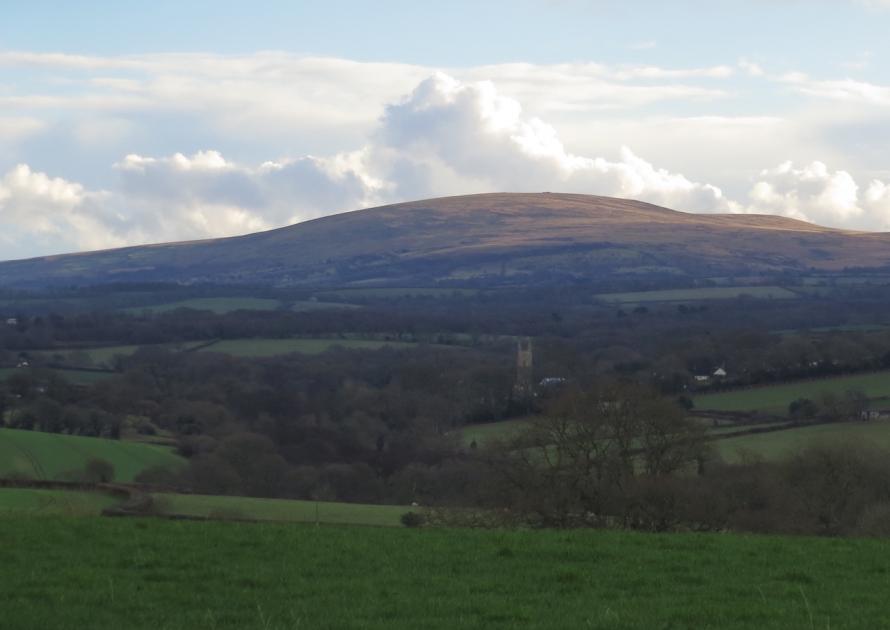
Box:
[0,428,185,482]
[695,371,890,415]
[317,287,482,299]
[35,341,206,368]
[290,300,360,312]
[152,493,407,526]
[597,286,799,303]
[0,488,118,516]
[717,420,890,462]
[199,337,420,357]
[2,517,890,629]
[125,297,282,314]
[458,418,533,445]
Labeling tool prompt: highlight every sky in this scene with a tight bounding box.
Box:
[1,0,890,259]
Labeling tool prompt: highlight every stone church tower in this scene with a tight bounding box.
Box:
[514,337,534,397]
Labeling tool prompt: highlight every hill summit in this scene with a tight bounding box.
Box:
[1,192,889,287]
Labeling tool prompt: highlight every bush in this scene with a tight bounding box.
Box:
[400,511,426,528]
[84,458,115,483]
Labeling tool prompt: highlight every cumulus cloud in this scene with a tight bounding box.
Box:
[2,71,890,259]
[370,74,733,212]
[744,161,890,230]
[0,165,125,258]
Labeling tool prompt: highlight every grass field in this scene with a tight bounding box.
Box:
[34,341,207,368]
[199,338,421,357]
[290,300,360,312]
[125,297,282,314]
[0,488,118,516]
[597,286,799,303]
[717,420,890,462]
[152,493,407,526]
[2,517,890,629]
[0,428,185,482]
[458,418,534,445]
[695,371,890,415]
[317,287,482,299]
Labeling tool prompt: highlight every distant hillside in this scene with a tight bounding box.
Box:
[2,193,890,288]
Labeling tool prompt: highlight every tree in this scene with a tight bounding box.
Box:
[789,398,818,421]
[484,383,706,527]
[84,458,115,483]
[843,388,869,421]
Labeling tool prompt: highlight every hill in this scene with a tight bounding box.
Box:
[2,192,890,287]
[0,428,185,482]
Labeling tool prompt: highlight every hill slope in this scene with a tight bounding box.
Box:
[2,193,890,287]
[0,428,185,482]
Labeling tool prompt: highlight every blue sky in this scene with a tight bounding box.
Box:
[1,1,889,258]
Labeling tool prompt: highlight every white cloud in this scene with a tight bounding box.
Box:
[370,74,733,212]
[0,117,46,144]
[738,58,765,77]
[2,69,890,259]
[744,161,890,230]
[0,165,124,257]
[780,73,890,106]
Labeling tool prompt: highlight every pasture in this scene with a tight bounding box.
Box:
[694,370,890,415]
[2,517,890,629]
[597,286,799,303]
[34,341,206,368]
[0,428,185,482]
[317,287,482,299]
[151,493,407,526]
[0,488,118,516]
[290,300,360,312]
[458,417,534,446]
[716,420,890,462]
[198,337,420,357]
[125,297,282,314]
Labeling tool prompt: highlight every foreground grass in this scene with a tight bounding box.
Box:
[151,493,407,526]
[0,428,185,482]
[2,517,890,629]
[695,370,890,415]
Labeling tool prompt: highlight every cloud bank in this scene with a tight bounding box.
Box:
[1,72,889,259]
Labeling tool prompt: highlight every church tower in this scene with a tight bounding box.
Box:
[514,337,534,397]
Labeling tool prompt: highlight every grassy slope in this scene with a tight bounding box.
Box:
[2,517,890,629]
[597,286,799,303]
[152,493,407,526]
[458,417,534,445]
[199,338,420,357]
[695,370,890,414]
[717,421,890,462]
[0,428,185,482]
[8,192,890,288]
[0,488,118,516]
[36,341,206,367]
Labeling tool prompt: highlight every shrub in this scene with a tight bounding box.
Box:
[84,458,115,483]
[400,511,426,528]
